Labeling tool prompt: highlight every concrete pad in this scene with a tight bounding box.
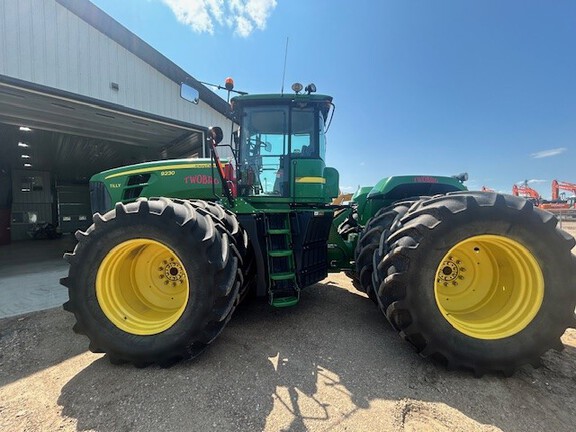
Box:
[0,236,75,318]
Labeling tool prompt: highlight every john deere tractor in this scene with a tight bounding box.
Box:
[61,83,576,375]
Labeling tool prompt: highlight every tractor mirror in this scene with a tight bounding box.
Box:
[264,142,272,152]
[180,83,199,104]
[209,127,224,145]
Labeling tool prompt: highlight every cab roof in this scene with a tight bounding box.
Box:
[231,93,333,104]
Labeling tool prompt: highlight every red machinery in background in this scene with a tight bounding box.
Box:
[512,180,576,212]
[551,180,576,202]
[512,184,541,205]
[541,180,576,210]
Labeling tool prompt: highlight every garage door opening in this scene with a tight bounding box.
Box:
[0,121,204,242]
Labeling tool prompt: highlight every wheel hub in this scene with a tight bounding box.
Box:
[160,258,185,284]
[437,258,463,284]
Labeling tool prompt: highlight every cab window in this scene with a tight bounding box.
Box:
[240,106,288,195]
[238,104,321,196]
[290,108,315,157]
[319,111,327,161]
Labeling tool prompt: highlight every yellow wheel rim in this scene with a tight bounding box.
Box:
[434,235,544,340]
[96,239,189,335]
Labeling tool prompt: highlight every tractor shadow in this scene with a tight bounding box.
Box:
[0,308,87,388]
[57,279,576,432]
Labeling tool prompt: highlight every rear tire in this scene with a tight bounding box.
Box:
[337,208,360,241]
[374,192,576,375]
[61,198,240,367]
[353,201,415,302]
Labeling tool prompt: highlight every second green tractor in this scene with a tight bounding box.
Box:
[61,83,576,375]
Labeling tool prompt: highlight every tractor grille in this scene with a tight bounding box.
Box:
[122,174,151,201]
[123,187,144,201]
[89,181,112,215]
[127,174,151,186]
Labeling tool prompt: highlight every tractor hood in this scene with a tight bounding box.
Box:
[367,175,467,201]
[89,158,228,215]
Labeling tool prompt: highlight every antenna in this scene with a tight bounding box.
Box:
[281,37,289,94]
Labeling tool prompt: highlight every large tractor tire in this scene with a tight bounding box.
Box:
[352,201,415,302]
[373,192,576,375]
[187,199,255,300]
[337,208,360,241]
[61,198,241,367]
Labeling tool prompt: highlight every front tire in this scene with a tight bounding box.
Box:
[61,198,240,367]
[374,192,576,375]
[186,199,255,300]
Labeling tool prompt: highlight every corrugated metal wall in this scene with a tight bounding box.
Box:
[0,0,230,131]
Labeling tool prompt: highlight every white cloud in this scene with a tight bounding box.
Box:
[340,186,356,192]
[530,147,567,159]
[161,0,219,34]
[161,0,277,37]
[234,15,253,37]
[515,179,547,185]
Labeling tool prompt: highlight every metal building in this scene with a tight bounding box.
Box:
[0,0,232,242]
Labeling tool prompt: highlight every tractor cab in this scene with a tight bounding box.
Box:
[231,86,338,204]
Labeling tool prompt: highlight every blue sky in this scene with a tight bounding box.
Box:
[90,0,576,199]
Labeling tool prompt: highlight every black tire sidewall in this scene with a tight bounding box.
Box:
[400,205,574,363]
[69,210,221,360]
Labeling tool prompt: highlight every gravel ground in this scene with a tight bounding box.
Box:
[1,221,575,432]
[1,274,576,432]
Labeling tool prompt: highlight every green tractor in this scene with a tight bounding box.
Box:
[61,83,576,375]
